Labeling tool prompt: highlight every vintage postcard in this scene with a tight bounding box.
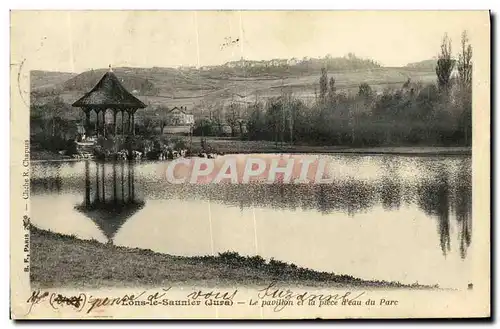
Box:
[10,10,490,319]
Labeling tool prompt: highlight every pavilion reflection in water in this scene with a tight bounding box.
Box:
[75,161,145,244]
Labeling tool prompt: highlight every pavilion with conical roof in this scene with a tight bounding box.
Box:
[72,66,147,137]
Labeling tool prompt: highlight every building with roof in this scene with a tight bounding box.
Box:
[158,106,194,135]
[167,106,194,126]
[72,66,147,138]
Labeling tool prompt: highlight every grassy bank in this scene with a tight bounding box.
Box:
[30,226,435,289]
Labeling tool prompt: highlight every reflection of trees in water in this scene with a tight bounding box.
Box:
[417,169,451,256]
[416,160,472,259]
[379,176,402,210]
[153,175,403,216]
[32,157,472,259]
[379,156,402,210]
[30,162,63,193]
[168,181,379,215]
[74,161,145,244]
[454,161,472,259]
[158,159,472,259]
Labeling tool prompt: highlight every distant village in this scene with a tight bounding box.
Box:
[200,57,300,70]
[174,53,381,72]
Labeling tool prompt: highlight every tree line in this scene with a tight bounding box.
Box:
[208,31,472,147]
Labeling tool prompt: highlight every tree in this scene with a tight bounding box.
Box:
[457,30,472,91]
[415,84,440,120]
[358,83,373,101]
[402,78,411,89]
[198,100,216,122]
[155,106,170,135]
[141,115,157,137]
[193,118,212,137]
[266,98,284,147]
[212,106,224,136]
[247,101,265,140]
[319,68,328,103]
[436,33,455,92]
[226,102,241,137]
[237,119,245,140]
[43,96,68,137]
[457,30,473,146]
[328,77,336,104]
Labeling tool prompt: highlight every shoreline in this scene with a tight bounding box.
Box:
[30,226,437,290]
[30,146,472,162]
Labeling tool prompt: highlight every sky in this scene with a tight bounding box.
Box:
[11,10,489,73]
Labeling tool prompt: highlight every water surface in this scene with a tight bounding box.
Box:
[31,154,472,289]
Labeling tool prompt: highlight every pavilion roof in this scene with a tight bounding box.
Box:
[72,71,147,109]
[74,200,145,241]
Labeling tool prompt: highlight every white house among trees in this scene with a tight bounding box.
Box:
[167,106,194,126]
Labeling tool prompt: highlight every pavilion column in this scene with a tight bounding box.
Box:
[131,110,136,136]
[113,109,118,136]
[85,109,91,135]
[121,110,125,136]
[103,109,107,139]
[94,109,100,137]
[126,110,131,136]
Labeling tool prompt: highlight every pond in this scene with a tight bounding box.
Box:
[30,153,472,289]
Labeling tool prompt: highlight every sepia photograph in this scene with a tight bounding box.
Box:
[10,10,490,319]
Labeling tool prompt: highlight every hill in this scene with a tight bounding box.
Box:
[405,59,437,71]
[30,64,437,117]
[30,70,78,93]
